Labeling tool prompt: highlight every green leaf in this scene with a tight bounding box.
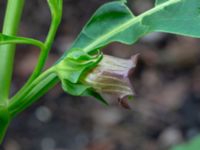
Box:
[58,0,200,103]
[66,0,200,55]
[171,135,200,150]
[68,1,147,54]
[0,33,44,49]
[155,0,169,5]
[143,0,200,37]
[117,0,127,3]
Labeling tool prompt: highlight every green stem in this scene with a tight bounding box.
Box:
[0,0,24,102]
[0,34,44,49]
[8,68,59,118]
[30,17,61,81]
[11,4,62,105]
[27,1,63,83]
[0,0,24,143]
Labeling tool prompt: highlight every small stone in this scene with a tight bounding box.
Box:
[41,137,56,150]
[4,139,21,150]
[159,127,183,147]
[35,106,52,123]
[92,108,123,127]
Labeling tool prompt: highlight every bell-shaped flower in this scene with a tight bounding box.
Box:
[81,54,139,108]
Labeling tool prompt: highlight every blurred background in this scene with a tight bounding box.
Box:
[1,0,200,150]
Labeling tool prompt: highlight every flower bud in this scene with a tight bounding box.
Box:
[82,54,139,109]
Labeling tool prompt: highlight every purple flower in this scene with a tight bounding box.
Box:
[82,54,139,109]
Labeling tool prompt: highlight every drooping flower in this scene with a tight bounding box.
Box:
[55,49,139,109]
[81,54,139,109]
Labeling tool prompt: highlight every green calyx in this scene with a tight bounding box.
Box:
[53,49,108,105]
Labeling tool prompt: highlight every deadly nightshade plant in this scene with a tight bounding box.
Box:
[1,0,200,143]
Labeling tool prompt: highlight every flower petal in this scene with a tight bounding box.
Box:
[82,54,139,108]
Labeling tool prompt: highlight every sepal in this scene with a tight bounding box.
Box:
[54,50,107,104]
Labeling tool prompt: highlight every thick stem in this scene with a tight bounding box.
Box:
[8,68,59,118]
[0,0,24,143]
[0,0,24,102]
